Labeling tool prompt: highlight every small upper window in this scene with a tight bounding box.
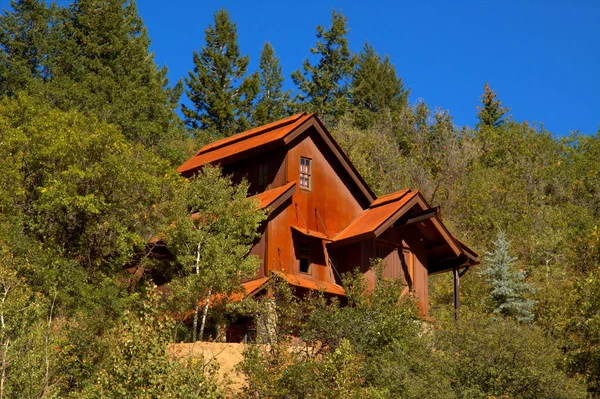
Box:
[299,157,311,190]
[258,164,268,188]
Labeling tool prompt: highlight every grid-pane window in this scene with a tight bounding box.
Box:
[299,157,311,190]
[258,164,268,188]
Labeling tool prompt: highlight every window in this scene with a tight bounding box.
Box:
[298,241,310,273]
[258,164,268,188]
[299,157,311,190]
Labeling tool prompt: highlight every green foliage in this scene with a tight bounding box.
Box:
[291,10,354,124]
[165,165,265,339]
[182,9,259,137]
[561,262,600,397]
[331,114,406,196]
[0,0,186,153]
[0,95,180,273]
[480,231,535,322]
[241,337,384,399]
[253,42,292,126]
[0,3,598,396]
[0,241,50,398]
[81,291,224,399]
[436,310,586,399]
[350,42,409,128]
[240,266,452,398]
[239,266,583,398]
[0,0,62,96]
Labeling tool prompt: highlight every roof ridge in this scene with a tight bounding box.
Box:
[196,112,309,156]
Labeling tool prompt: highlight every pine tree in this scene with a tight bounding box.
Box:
[291,10,354,124]
[0,0,185,151]
[476,82,510,128]
[57,0,183,148]
[0,0,62,96]
[183,9,259,137]
[253,42,291,126]
[480,231,535,322]
[350,42,408,128]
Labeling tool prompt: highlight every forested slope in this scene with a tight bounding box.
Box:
[0,1,598,398]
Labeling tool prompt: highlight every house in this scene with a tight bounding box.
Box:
[178,113,479,319]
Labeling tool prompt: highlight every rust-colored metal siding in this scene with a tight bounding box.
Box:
[176,113,479,318]
[223,148,287,195]
[262,127,367,287]
[286,128,366,237]
[375,241,403,281]
[249,228,266,278]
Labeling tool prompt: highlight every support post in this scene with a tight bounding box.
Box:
[453,267,460,321]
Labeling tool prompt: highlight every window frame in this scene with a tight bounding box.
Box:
[299,156,312,191]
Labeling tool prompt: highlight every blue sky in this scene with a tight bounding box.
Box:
[135,0,599,136]
[3,0,599,135]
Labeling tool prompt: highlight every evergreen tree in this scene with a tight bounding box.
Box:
[350,42,408,128]
[291,10,354,124]
[58,0,183,148]
[480,231,535,322]
[253,42,291,126]
[183,9,259,137]
[0,0,184,152]
[0,0,62,96]
[476,82,510,128]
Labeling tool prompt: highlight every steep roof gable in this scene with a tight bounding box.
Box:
[178,113,312,175]
[330,188,479,272]
[177,113,376,202]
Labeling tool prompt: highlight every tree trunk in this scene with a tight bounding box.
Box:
[192,243,201,342]
[1,340,8,399]
[192,301,199,342]
[1,286,9,399]
[199,289,211,341]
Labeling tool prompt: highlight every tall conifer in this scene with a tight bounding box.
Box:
[61,0,183,148]
[291,10,354,124]
[253,42,291,126]
[350,42,408,127]
[476,82,511,128]
[0,0,62,96]
[183,9,259,137]
[0,0,184,150]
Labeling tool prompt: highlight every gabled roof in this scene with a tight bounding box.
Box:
[331,190,419,245]
[330,188,479,272]
[177,113,376,203]
[369,189,411,207]
[178,113,313,175]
